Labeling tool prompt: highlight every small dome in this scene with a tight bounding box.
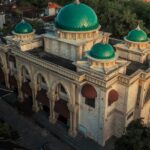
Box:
[89,43,115,60]
[14,20,33,34]
[55,2,100,31]
[126,26,148,42]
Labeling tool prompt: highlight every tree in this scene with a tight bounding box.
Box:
[16,0,150,38]
[0,123,11,139]
[115,119,150,150]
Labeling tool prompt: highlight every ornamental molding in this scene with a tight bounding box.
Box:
[85,74,106,88]
[13,49,81,82]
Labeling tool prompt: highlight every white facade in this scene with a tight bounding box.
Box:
[0,2,150,147]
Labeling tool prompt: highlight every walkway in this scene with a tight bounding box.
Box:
[0,97,74,150]
[0,89,115,150]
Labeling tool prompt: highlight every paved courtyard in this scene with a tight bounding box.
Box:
[0,88,115,150]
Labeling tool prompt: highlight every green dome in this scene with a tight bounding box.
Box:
[55,2,100,31]
[14,20,33,34]
[89,43,115,60]
[126,27,148,42]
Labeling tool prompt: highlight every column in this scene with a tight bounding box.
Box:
[49,93,57,124]
[4,67,10,88]
[17,73,23,102]
[68,84,78,137]
[68,103,78,137]
[31,82,39,112]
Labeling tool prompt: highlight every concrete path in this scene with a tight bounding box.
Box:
[0,88,115,150]
[0,97,74,150]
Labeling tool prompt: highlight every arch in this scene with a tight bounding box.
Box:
[51,80,70,125]
[34,71,49,90]
[21,65,31,76]
[35,72,50,114]
[20,65,32,81]
[51,79,71,102]
[108,89,119,106]
[81,83,97,108]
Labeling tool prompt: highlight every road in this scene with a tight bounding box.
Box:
[0,88,74,150]
[0,87,115,150]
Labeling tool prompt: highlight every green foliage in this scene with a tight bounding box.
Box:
[0,121,20,141]
[115,119,150,150]
[16,0,150,38]
[0,123,11,139]
[51,0,150,38]
[27,20,43,31]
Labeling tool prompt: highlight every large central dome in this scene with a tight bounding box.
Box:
[55,2,100,31]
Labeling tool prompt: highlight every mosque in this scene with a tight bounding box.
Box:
[0,0,150,146]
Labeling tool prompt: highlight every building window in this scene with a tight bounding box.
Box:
[108,89,119,106]
[85,98,95,108]
[81,84,97,108]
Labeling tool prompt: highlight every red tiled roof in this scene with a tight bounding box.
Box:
[48,3,59,9]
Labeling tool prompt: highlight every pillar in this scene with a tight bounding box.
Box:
[68,103,78,137]
[31,82,39,112]
[17,73,24,102]
[49,93,57,124]
[68,84,78,137]
[3,67,10,88]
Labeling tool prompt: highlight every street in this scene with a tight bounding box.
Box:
[0,88,115,150]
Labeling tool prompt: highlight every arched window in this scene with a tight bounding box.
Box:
[108,90,119,106]
[81,84,97,108]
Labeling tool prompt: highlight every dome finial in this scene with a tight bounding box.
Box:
[21,19,25,23]
[75,0,80,4]
[136,24,141,30]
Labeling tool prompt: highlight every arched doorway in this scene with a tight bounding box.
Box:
[21,66,33,114]
[36,74,50,117]
[0,57,5,86]
[8,55,18,94]
[54,83,70,128]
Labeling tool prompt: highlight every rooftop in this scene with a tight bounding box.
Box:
[27,48,77,72]
[126,60,149,75]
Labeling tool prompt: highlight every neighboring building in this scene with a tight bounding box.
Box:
[41,2,61,22]
[0,0,150,146]
[46,2,60,17]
